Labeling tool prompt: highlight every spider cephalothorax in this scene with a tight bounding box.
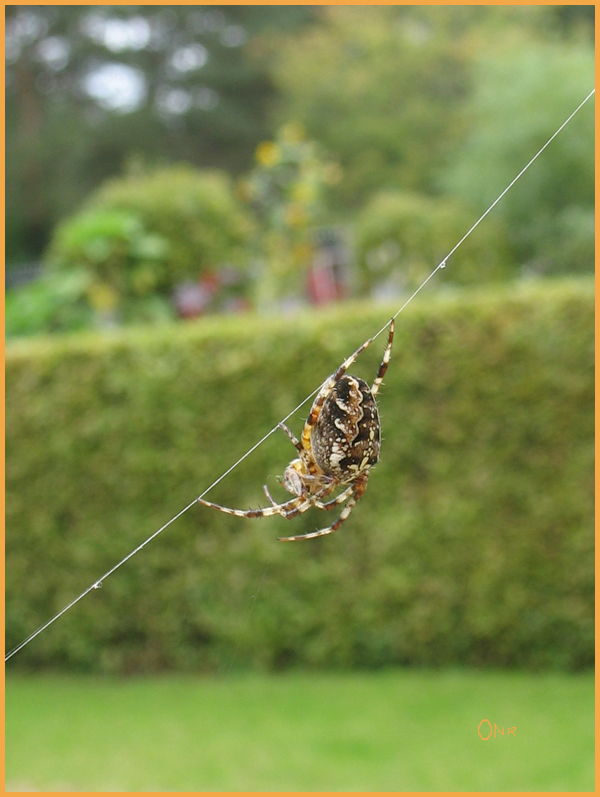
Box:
[198,319,394,541]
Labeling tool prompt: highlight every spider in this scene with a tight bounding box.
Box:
[198,319,395,541]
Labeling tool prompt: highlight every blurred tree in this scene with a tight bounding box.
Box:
[5,5,317,266]
[268,5,594,213]
[552,4,595,38]
[441,40,594,274]
[268,6,471,208]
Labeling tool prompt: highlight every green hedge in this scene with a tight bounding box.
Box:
[6,279,594,672]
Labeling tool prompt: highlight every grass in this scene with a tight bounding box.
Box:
[5,669,594,791]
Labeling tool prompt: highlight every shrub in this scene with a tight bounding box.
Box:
[86,165,254,284]
[44,165,254,323]
[5,279,593,672]
[45,208,172,324]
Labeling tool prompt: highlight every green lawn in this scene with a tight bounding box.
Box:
[5,669,594,791]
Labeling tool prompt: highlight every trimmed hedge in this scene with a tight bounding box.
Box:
[6,279,594,672]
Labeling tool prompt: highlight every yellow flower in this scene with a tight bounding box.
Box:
[256,141,280,168]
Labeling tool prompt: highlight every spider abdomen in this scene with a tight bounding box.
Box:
[311,375,380,479]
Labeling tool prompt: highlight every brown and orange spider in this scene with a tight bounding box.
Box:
[198,320,394,541]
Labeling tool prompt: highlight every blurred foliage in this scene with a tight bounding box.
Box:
[46,208,171,325]
[354,190,512,295]
[6,280,593,673]
[5,5,595,328]
[86,165,254,284]
[37,165,254,328]
[241,124,341,304]
[441,40,595,274]
[269,6,472,206]
[270,6,593,210]
[270,6,594,281]
[5,270,93,338]
[5,5,318,264]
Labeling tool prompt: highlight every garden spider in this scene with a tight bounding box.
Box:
[198,319,394,541]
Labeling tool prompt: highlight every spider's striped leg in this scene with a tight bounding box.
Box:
[277,422,303,454]
[197,494,304,519]
[279,475,369,541]
[279,422,317,475]
[263,483,306,515]
[199,483,334,522]
[280,484,336,519]
[264,482,336,520]
[370,319,395,398]
[313,484,354,511]
[263,484,279,507]
[301,335,375,451]
[278,494,358,541]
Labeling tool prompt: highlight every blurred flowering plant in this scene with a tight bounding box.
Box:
[240,124,342,307]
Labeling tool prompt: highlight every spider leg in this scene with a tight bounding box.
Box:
[263,482,337,520]
[278,493,360,541]
[199,483,334,521]
[278,422,303,454]
[197,494,303,519]
[313,484,354,511]
[280,483,336,519]
[371,319,395,398]
[278,475,368,541]
[280,421,316,474]
[263,484,279,507]
[263,483,306,515]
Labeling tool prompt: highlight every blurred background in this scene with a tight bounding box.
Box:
[5,5,595,791]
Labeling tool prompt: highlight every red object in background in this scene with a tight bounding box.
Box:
[174,271,221,319]
[306,232,347,305]
[174,269,252,318]
[200,270,221,295]
[307,259,345,305]
[306,265,342,304]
